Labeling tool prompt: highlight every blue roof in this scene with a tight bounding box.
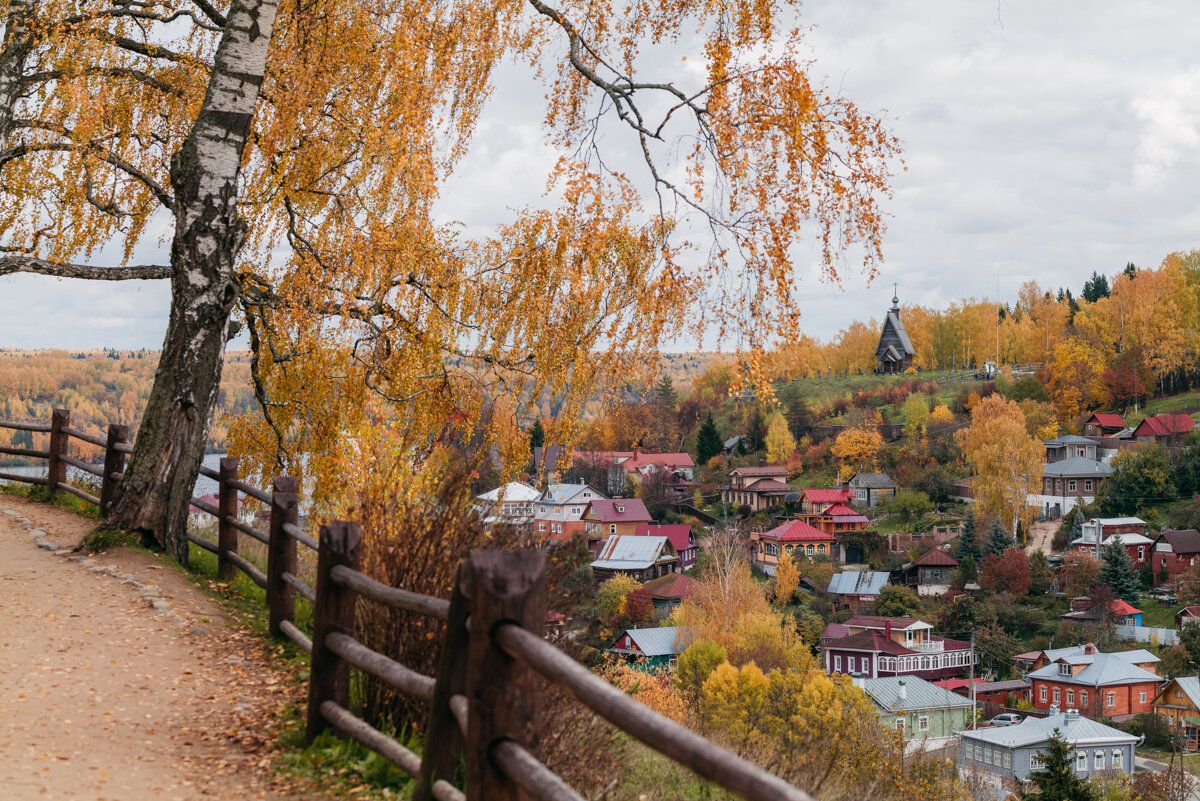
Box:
[961,711,1138,749]
[828,571,890,596]
[609,626,691,657]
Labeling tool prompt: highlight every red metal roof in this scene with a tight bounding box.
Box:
[1087,413,1125,428]
[803,488,851,503]
[1107,599,1142,616]
[621,452,696,472]
[760,519,837,542]
[743,478,792,493]
[1134,413,1195,438]
[820,503,859,517]
[908,549,959,568]
[640,572,699,600]
[584,498,652,523]
[729,466,790,476]
[845,615,923,629]
[822,630,913,656]
[634,523,693,552]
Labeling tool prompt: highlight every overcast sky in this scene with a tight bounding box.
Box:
[3,1,1199,350]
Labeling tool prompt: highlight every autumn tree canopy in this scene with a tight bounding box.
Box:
[0,0,902,550]
[954,395,1043,539]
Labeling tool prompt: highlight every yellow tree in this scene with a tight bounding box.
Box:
[954,394,1043,539]
[901,392,930,438]
[1044,337,1107,422]
[1,0,901,553]
[764,412,797,464]
[773,549,799,606]
[831,424,884,470]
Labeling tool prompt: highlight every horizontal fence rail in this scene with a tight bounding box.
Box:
[0,409,823,801]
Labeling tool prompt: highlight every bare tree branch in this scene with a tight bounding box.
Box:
[0,256,170,279]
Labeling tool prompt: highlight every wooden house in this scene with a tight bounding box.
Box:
[896,549,958,596]
[640,573,699,615]
[844,472,897,508]
[749,519,838,576]
[1132,413,1195,445]
[722,466,791,513]
[1176,607,1200,628]
[959,709,1139,782]
[826,571,891,612]
[859,676,973,749]
[607,626,688,672]
[581,498,652,553]
[800,487,854,514]
[536,483,606,541]
[875,291,915,375]
[811,503,870,536]
[1084,413,1126,437]
[590,535,678,582]
[634,523,697,571]
[1152,677,1200,749]
[820,615,974,681]
[1152,529,1200,585]
[1043,434,1101,462]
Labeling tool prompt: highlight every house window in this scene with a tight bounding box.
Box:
[1054,689,1061,703]
[1112,750,1122,771]
[1003,751,1011,769]
[895,717,905,731]
[974,744,982,761]
[610,524,617,534]
[1107,692,1116,708]
[818,544,826,554]
[807,545,814,555]
[848,656,856,672]
[1169,712,1175,725]
[1140,690,1147,703]
[918,715,929,732]
[834,655,842,672]
[1059,663,1071,676]
[1040,686,1048,702]
[1138,546,1145,561]
[1094,750,1104,771]
[1067,690,1074,705]
[538,522,546,532]
[616,505,624,513]
[1076,751,1087,772]
[668,656,678,670]
[1081,691,1088,706]
[1068,480,1077,492]
[1030,753,1045,770]
[983,748,991,765]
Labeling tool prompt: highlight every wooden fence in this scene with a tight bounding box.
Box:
[0,409,816,801]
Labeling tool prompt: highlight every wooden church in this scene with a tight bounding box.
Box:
[875,289,915,374]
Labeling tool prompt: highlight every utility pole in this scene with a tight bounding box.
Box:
[970,631,977,730]
[995,267,1001,368]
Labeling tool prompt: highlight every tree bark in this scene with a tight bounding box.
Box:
[0,0,35,142]
[101,0,280,562]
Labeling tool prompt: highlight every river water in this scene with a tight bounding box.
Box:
[1,453,224,497]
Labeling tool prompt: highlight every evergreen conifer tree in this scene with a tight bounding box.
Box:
[655,375,679,411]
[1099,535,1140,604]
[957,508,979,561]
[696,414,723,466]
[984,517,1011,557]
[1023,729,1096,801]
[529,419,545,453]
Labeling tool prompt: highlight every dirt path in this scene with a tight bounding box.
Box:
[1026,520,1058,557]
[0,496,308,801]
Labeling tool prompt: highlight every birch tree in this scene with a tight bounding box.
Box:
[0,0,900,559]
[955,394,1043,540]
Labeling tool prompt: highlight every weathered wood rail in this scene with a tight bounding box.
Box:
[0,409,817,801]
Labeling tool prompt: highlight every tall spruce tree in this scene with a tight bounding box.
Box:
[695,414,723,466]
[984,517,1011,557]
[957,508,979,561]
[1099,535,1140,604]
[529,419,545,453]
[1023,729,1096,801]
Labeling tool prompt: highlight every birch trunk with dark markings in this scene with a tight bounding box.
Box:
[0,0,35,142]
[102,0,279,562]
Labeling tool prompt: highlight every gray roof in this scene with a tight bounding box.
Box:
[609,626,690,657]
[849,472,896,489]
[542,483,603,504]
[724,435,744,449]
[860,676,974,713]
[1044,435,1100,446]
[884,310,915,356]
[1027,651,1162,688]
[1161,677,1200,709]
[591,535,674,571]
[1036,644,1158,665]
[827,571,890,596]
[1042,457,1111,478]
[960,711,1139,749]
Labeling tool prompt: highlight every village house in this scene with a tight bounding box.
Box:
[875,291,915,374]
[800,487,854,514]
[1044,434,1101,462]
[810,503,870,536]
[1084,413,1126,438]
[958,708,1139,784]
[607,626,688,672]
[857,676,973,752]
[749,519,838,576]
[722,466,791,512]
[617,451,696,481]
[1176,607,1200,628]
[1060,598,1144,626]
[1132,413,1195,445]
[581,498,653,552]
[1151,676,1200,749]
[1026,643,1161,721]
[1014,642,1159,674]
[935,678,1031,706]
[590,535,678,582]
[1033,457,1110,518]
[639,573,699,615]
[844,472,897,508]
[535,483,606,541]
[475,481,541,528]
[895,549,958,596]
[1070,518,1151,566]
[634,523,697,572]
[1151,528,1200,585]
[821,616,975,681]
[826,571,890,612]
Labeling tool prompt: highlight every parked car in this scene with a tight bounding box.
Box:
[987,713,1023,727]
[1151,586,1178,604]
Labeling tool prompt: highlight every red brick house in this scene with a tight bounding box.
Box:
[1132,413,1195,445]
[800,488,854,514]
[1026,644,1162,721]
[1151,529,1200,585]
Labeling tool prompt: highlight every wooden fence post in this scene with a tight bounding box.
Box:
[412,563,472,801]
[100,424,128,514]
[46,408,69,497]
[306,520,361,743]
[464,550,547,801]
[217,456,239,580]
[267,476,299,637]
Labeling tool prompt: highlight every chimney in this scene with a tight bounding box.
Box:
[1049,703,1060,715]
[898,679,907,702]
[1083,643,1095,655]
[1065,708,1080,724]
